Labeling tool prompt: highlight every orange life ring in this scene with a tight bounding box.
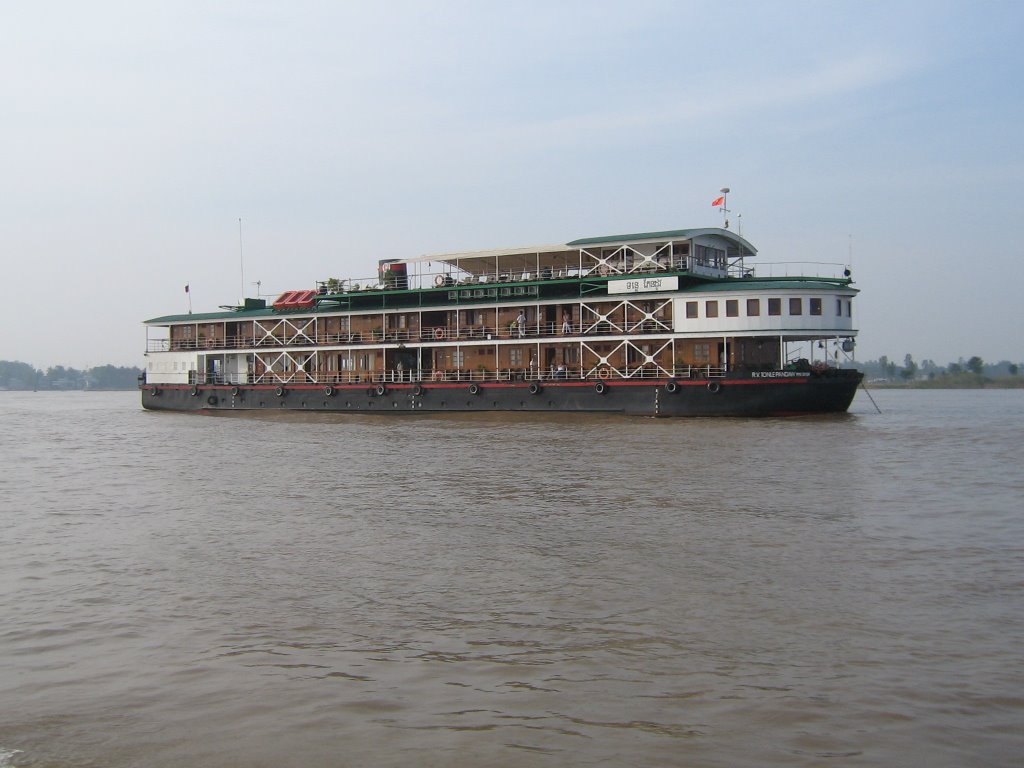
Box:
[434,327,445,340]
[597,367,611,379]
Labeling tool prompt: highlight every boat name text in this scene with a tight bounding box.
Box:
[608,276,679,294]
[750,371,812,378]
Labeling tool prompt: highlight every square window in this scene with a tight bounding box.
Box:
[789,298,802,315]
[746,299,760,316]
[768,298,781,316]
[686,301,698,319]
[705,300,719,318]
[726,299,739,317]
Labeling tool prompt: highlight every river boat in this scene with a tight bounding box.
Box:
[140,226,862,416]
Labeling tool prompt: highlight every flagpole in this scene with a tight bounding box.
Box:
[720,187,730,229]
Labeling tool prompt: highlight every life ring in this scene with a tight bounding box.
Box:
[594,381,607,395]
[275,386,286,397]
[597,367,611,379]
[375,383,387,396]
[665,379,678,393]
[469,383,480,395]
[230,386,240,396]
[189,385,199,397]
[206,395,218,406]
[528,382,541,395]
[434,274,446,287]
[412,384,423,396]
[148,386,159,396]
[324,385,334,396]
[707,381,721,394]
[432,370,444,381]
[433,327,445,340]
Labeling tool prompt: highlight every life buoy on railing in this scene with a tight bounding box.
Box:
[432,370,444,381]
[597,367,611,379]
[528,382,541,395]
[275,386,286,397]
[469,383,481,395]
[434,274,446,287]
[324,385,335,396]
[707,381,722,394]
[412,384,423,396]
[189,386,199,397]
[433,327,445,340]
[231,386,240,396]
[665,379,678,393]
[375,383,387,397]
[595,381,607,395]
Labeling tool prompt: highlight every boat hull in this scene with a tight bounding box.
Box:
[141,370,862,417]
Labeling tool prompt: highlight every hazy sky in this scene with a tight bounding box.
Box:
[2,0,1022,369]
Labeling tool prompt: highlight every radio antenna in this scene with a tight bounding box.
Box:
[238,217,245,301]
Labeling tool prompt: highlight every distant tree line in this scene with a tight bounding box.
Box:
[861,355,1021,383]
[0,360,143,390]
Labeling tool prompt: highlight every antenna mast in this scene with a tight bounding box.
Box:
[239,217,245,301]
[719,187,730,229]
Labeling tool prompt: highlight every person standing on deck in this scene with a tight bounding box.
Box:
[516,310,526,338]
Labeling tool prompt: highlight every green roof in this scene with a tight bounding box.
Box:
[567,227,757,255]
[568,228,705,245]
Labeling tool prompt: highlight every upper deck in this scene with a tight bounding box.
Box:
[146,227,852,326]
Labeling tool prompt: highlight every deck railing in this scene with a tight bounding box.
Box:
[191,365,726,387]
[155,321,680,352]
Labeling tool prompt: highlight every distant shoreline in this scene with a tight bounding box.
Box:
[865,378,1024,390]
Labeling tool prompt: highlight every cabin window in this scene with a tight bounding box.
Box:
[509,348,523,366]
[846,300,852,317]
[768,298,781,316]
[565,347,580,364]
[810,298,822,316]
[452,350,465,367]
[836,298,843,316]
[686,301,698,319]
[726,300,739,317]
[693,343,711,363]
[789,298,802,315]
[705,300,719,318]
[746,299,760,316]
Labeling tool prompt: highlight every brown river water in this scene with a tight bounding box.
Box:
[1,389,1022,767]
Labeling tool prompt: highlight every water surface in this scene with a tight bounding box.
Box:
[1,389,1022,767]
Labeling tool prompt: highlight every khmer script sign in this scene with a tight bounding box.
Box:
[607,276,679,294]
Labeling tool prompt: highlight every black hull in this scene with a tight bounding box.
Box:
[141,371,862,417]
